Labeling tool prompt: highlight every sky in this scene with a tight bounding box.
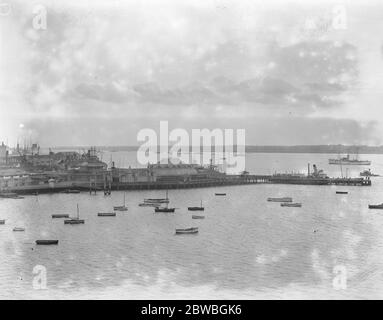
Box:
[1,0,383,147]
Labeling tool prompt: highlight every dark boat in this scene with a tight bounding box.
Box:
[64,204,85,224]
[52,214,70,218]
[368,204,383,209]
[215,193,226,196]
[267,197,293,202]
[155,207,175,213]
[188,206,205,211]
[97,212,116,217]
[64,219,85,224]
[144,198,169,204]
[281,203,302,207]
[192,215,205,219]
[154,190,175,212]
[0,220,5,225]
[36,240,59,245]
[114,192,128,211]
[13,227,25,232]
[175,227,198,234]
[336,191,348,194]
[188,200,204,211]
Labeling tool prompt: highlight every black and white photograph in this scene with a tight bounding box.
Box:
[1,0,383,303]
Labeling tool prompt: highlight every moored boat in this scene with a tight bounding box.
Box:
[13,227,25,232]
[0,220,5,225]
[192,215,205,219]
[36,240,59,245]
[188,200,204,211]
[144,198,169,204]
[64,204,85,224]
[175,227,198,234]
[52,214,70,218]
[97,212,116,217]
[154,190,175,212]
[329,154,371,165]
[154,207,175,213]
[267,197,293,202]
[188,207,205,211]
[281,203,302,207]
[215,193,226,196]
[368,204,383,209]
[336,191,348,194]
[64,219,85,224]
[114,192,128,211]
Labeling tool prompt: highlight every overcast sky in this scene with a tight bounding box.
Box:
[1,0,383,147]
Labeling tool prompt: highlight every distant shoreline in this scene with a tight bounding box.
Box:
[47,145,383,154]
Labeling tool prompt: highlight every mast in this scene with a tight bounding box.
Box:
[77,204,79,219]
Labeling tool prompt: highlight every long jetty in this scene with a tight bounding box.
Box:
[1,174,371,195]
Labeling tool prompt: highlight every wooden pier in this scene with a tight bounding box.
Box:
[1,173,371,195]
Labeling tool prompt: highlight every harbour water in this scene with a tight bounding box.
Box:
[2,152,383,299]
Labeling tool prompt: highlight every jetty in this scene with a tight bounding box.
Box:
[0,150,372,196]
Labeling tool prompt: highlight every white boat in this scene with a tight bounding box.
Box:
[329,154,371,165]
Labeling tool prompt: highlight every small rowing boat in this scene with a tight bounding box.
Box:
[192,215,205,219]
[175,227,198,234]
[215,193,226,196]
[144,198,169,204]
[155,207,175,213]
[368,204,383,209]
[52,214,69,218]
[13,227,25,232]
[336,191,348,194]
[36,240,59,245]
[97,212,116,217]
[267,197,293,202]
[281,203,302,207]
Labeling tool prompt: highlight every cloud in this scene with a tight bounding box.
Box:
[1,0,383,146]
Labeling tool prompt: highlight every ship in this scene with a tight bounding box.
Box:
[329,154,371,165]
[270,164,330,185]
[360,169,379,177]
